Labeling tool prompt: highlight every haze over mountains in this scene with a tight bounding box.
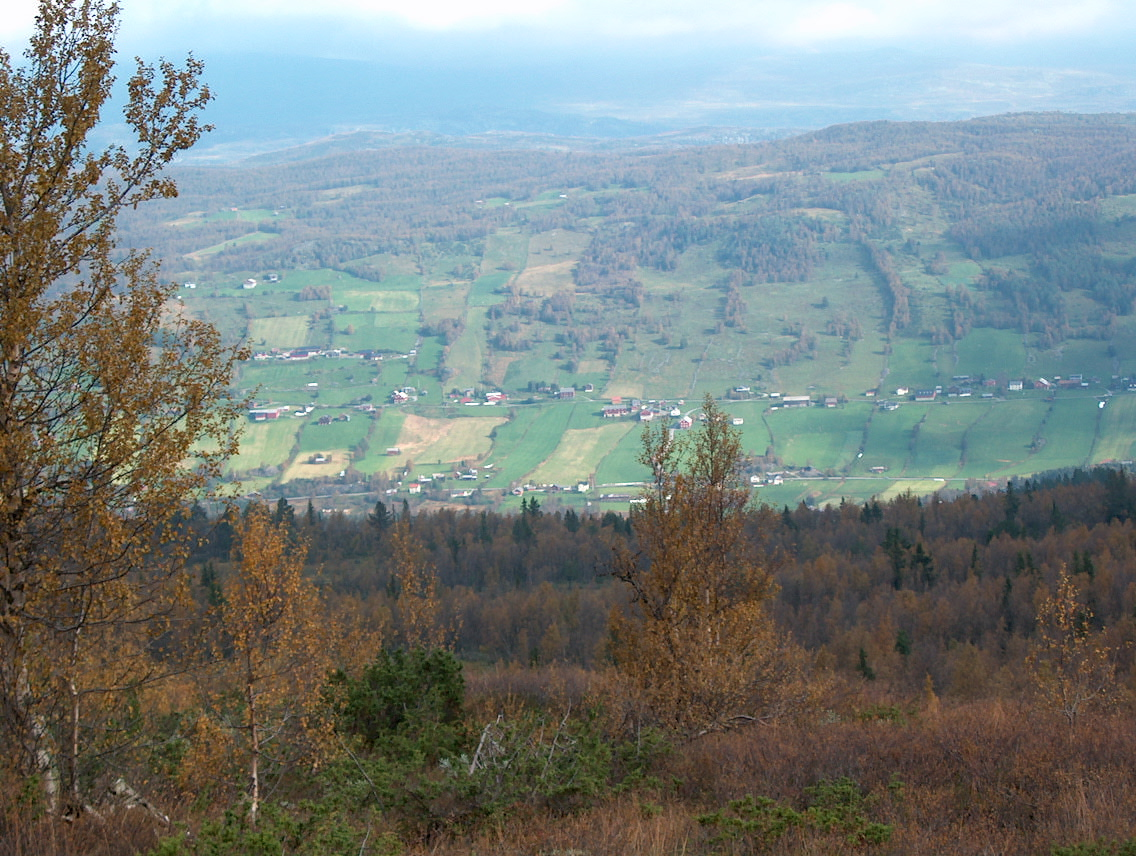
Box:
[176,45,1136,163]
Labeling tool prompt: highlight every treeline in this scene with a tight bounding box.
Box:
[184,466,1136,689]
[13,467,1136,855]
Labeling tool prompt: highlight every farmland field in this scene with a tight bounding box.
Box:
[247,316,315,349]
[391,414,505,470]
[526,422,637,486]
[225,419,299,475]
[118,117,1136,508]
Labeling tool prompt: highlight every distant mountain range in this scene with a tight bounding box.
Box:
[164,47,1136,164]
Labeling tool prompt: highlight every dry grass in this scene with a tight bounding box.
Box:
[9,681,1136,856]
[407,693,1136,856]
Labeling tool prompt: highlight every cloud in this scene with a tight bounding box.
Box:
[2,0,1127,56]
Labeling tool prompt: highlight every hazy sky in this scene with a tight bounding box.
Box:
[1,0,1132,59]
[4,0,1134,152]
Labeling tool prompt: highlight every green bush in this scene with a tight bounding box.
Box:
[1052,842,1136,856]
[147,802,372,856]
[699,776,895,852]
[331,647,468,763]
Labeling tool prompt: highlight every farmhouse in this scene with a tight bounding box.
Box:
[914,389,937,402]
[603,405,630,418]
[678,415,694,429]
[248,406,287,421]
[288,347,322,360]
[559,388,576,400]
[242,278,257,289]
[782,395,811,408]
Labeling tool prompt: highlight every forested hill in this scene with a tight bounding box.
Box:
[120,112,1136,503]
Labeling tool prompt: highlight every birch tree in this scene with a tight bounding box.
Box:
[0,0,241,809]
[214,505,334,826]
[608,396,800,737]
[1026,565,1119,727]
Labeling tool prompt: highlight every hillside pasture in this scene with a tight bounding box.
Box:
[297,415,372,453]
[526,422,636,486]
[247,316,315,349]
[186,230,277,260]
[512,230,589,295]
[281,449,352,481]
[445,307,489,392]
[951,329,1029,381]
[419,282,470,326]
[857,405,922,475]
[483,405,577,486]
[1092,394,1136,462]
[1028,338,1115,384]
[956,399,1048,478]
[390,414,506,469]
[593,422,650,486]
[339,312,419,352]
[337,289,419,313]
[224,418,299,475]
[998,396,1100,476]
[468,271,512,306]
[354,410,407,474]
[907,405,968,477]
[768,404,869,472]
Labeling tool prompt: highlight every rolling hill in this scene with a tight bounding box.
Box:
[125,112,1136,509]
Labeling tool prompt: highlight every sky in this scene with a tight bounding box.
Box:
[1,0,1132,60]
[3,0,1135,156]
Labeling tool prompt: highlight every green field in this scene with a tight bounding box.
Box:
[137,119,1136,507]
[247,316,315,349]
[483,405,578,486]
[527,422,637,486]
[225,419,299,475]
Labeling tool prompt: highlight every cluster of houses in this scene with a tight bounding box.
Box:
[250,347,419,363]
[390,386,420,404]
[444,389,510,406]
[600,398,746,430]
[248,402,362,423]
[252,346,348,361]
[872,374,1101,407]
[404,465,495,496]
